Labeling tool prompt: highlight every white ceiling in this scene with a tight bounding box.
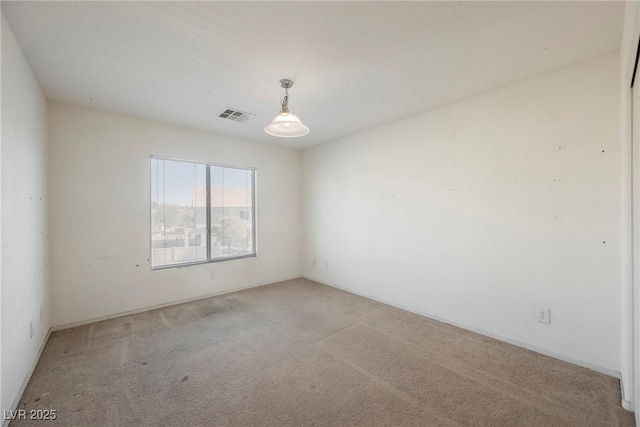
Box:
[2,1,624,149]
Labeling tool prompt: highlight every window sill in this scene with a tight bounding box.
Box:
[150,253,257,271]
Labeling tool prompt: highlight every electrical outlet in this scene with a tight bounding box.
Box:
[209,271,216,280]
[29,321,34,339]
[537,309,551,324]
[312,258,317,267]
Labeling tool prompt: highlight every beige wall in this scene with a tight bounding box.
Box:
[1,15,50,415]
[303,54,622,373]
[47,103,301,327]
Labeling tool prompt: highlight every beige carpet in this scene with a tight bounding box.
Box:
[12,278,634,426]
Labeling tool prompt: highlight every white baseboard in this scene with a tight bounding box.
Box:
[620,375,633,411]
[302,275,621,379]
[51,275,302,332]
[3,329,52,427]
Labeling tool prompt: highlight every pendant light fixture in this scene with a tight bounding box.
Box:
[264,79,310,138]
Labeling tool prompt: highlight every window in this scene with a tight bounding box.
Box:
[150,157,255,269]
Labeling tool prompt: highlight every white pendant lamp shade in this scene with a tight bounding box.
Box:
[265,79,309,138]
[265,111,310,138]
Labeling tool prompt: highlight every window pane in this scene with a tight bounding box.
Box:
[150,158,207,267]
[210,166,254,259]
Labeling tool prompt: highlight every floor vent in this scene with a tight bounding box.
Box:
[217,108,255,123]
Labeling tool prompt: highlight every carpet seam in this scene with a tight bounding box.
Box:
[313,306,387,344]
[315,341,462,427]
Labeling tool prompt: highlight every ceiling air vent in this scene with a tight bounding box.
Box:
[217,108,255,123]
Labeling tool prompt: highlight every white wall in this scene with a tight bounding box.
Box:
[48,103,301,327]
[1,16,50,415]
[303,54,621,373]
